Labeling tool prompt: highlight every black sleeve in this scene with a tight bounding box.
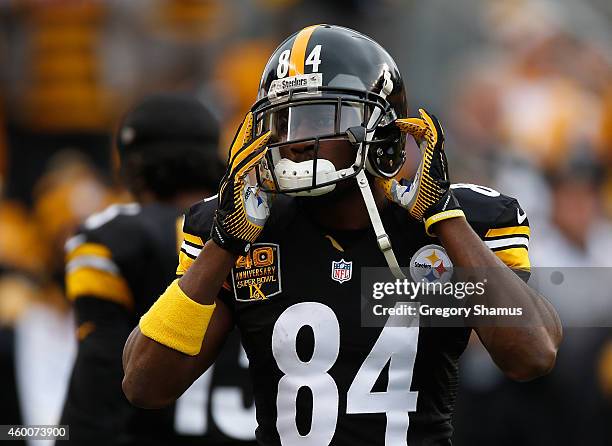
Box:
[178,200,236,314]
[453,184,531,281]
[59,298,133,446]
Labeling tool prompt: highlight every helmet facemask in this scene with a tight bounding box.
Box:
[251,86,403,197]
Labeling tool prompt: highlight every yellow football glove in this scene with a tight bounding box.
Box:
[211,113,271,254]
[377,109,465,236]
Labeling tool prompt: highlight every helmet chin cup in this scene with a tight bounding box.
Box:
[273,158,337,197]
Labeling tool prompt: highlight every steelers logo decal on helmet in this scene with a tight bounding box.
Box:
[410,244,454,284]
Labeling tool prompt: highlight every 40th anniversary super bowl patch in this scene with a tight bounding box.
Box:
[231,243,281,301]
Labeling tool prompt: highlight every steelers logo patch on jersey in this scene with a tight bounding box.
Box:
[410,244,453,283]
[231,243,281,301]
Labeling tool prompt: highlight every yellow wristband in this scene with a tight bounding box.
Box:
[139,280,216,356]
[424,209,466,237]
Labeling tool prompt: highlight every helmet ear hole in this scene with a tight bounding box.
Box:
[366,124,405,177]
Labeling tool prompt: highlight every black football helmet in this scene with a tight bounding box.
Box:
[251,24,407,196]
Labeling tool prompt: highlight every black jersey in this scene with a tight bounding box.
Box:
[182,184,531,446]
[62,202,257,446]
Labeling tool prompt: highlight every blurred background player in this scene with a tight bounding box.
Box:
[59,94,257,445]
[1,153,116,446]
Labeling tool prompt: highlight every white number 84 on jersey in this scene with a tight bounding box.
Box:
[272,302,419,446]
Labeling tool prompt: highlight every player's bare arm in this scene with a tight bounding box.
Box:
[434,217,561,381]
[122,241,235,408]
[379,108,562,381]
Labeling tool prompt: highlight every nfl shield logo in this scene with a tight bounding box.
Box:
[331,259,353,284]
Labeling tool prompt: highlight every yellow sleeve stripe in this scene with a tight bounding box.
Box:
[176,251,195,276]
[180,241,202,258]
[66,242,112,262]
[494,247,531,271]
[182,232,205,247]
[485,226,530,238]
[66,267,133,308]
[176,251,231,291]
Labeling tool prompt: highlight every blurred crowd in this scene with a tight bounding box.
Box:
[0,0,610,445]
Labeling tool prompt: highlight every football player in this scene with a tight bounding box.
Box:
[123,26,562,445]
[60,94,258,445]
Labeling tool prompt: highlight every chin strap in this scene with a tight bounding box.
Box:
[356,169,406,279]
[354,69,406,279]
